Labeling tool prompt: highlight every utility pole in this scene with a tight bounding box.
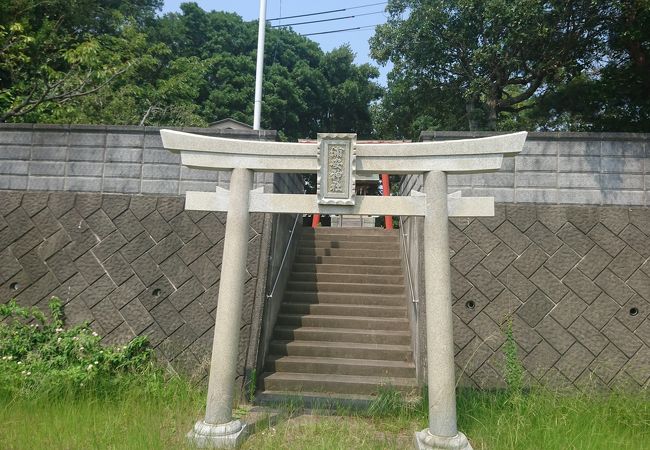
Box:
[253,0,267,130]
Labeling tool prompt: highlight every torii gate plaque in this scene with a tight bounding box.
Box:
[161,130,526,449]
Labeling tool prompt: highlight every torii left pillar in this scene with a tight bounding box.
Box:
[187,168,252,447]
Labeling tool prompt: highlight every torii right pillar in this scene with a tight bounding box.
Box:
[416,170,471,450]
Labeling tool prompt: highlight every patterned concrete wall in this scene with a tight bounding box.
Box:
[0,190,269,386]
[0,123,278,194]
[403,205,650,391]
[0,124,304,391]
[400,131,650,390]
[405,131,649,206]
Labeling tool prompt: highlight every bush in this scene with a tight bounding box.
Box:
[0,297,156,399]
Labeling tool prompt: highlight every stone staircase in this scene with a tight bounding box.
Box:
[259,227,417,404]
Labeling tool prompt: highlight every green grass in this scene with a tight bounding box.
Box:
[1,383,647,449]
[3,300,646,449]
[456,389,650,450]
[0,375,205,450]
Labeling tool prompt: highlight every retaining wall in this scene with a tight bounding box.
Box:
[407,131,649,206]
[402,131,650,391]
[2,125,648,392]
[0,124,303,391]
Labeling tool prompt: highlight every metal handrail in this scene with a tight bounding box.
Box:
[399,216,418,303]
[266,212,301,299]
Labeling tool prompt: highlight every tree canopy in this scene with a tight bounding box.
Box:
[0,0,162,122]
[3,0,648,138]
[0,1,382,140]
[371,0,650,136]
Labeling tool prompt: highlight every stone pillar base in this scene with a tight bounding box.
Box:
[414,429,473,450]
[187,419,248,448]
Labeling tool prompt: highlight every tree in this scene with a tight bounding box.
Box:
[529,0,650,131]
[370,0,606,133]
[0,0,161,122]
[1,2,381,139]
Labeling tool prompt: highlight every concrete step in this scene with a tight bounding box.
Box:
[290,271,404,285]
[265,355,416,378]
[280,302,406,318]
[269,340,412,361]
[277,314,409,330]
[286,281,405,295]
[300,234,399,244]
[298,240,399,251]
[294,255,401,266]
[284,291,404,306]
[260,372,417,395]
[273,326,411,345]
[292,263,403,276]
[297,247,399,258]
[262,227,416,401]
[304,227,398,237]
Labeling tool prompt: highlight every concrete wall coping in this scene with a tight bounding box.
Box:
[420,130,650,142]
[0,123,300,196]
[0,123,277,139]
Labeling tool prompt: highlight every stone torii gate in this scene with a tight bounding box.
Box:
[161,130,526,449]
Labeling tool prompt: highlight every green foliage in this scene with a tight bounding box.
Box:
[0,0,161,122]
[503,318,524,397]
[0,387,647,449]
[0,374,205,449]
[247,368,257,403]
[0,297,155,398]
[372,0,650,135]
[456,389,650,449]
[371,0,606,134]
[1,2,381,140]
[529,2,650,132]
[368,385,425,418]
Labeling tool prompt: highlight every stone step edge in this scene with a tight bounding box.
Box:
[283,293,406,302]
[270,339,411,352]
[295,255,401,263]
[273,326,411,337]
[280,303,407,314]
[297,243,400,250]
[260,371,418,387]
[289,271,404,279]
[291,263,403,272]
[305,227,398,233]
[266,354,415,368]
[277,313,409,323]
[297,248,399,254]
[286,281,406,289]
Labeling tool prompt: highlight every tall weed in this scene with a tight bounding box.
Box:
[0,297,156,399]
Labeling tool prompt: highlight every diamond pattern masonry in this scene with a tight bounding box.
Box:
[450,204,650,390]
[0,191,267,386]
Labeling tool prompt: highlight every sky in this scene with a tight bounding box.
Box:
[161,0,392,85]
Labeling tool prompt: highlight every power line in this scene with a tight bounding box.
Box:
[274,14,353,28]
[268,1,386,21]
[301,24,379,37]
[272,11,384,28]
[270,8,345,22]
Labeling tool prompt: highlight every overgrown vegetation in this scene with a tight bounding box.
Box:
[503,318,524,397]
[0,298,157,399]
[1,297,648,449]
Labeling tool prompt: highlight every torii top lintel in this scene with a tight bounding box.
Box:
[160,130,526,175]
